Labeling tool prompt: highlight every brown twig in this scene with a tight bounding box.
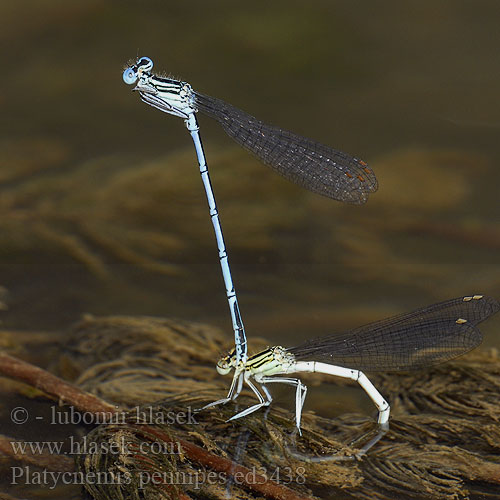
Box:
[0,352,314,500]
[0,351,116,414]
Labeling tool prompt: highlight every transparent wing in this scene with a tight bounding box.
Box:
[194,92,377,204]
[289,295,499,371]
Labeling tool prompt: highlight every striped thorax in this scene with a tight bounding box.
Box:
[123,56,196,119]
[247,346,296,376]
[216,346,296,377]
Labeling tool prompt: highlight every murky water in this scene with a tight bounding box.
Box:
[2,0,499,344]
[1,1,499,497]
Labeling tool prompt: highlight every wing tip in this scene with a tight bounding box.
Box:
[462,294,500,316]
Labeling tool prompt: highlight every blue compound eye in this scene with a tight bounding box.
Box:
[137,56,153,72]
[122,67,137,85]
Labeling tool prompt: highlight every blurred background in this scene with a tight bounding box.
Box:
[1,0,499,348]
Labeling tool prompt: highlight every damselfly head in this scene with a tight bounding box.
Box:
[216,348,237,375]
[122,56,154,85]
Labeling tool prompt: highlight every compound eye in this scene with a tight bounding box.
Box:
[137,56,153,72]
[216,363,231,376]
[122,67,137,85]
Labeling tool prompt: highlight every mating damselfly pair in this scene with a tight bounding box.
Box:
[123,57,499,440]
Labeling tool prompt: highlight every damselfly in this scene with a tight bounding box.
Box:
[205,295,499,433]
